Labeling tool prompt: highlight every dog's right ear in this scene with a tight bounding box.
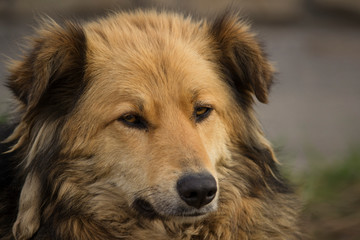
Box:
[7,19,87,115]
[210,12,274,105]
[12,173,41,240]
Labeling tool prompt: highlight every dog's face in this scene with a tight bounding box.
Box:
[89,56,226,219]
[66,18,235,220]
[9,11,274,238]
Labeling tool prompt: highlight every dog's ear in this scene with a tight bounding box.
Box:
[12,173,41,240]
[210,13,274,104]
[7,19,87,115]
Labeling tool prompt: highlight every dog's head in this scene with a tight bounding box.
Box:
[8,11,273,238]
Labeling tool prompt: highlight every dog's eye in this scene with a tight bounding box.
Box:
[119,114,147,130]
[194,106,213,123]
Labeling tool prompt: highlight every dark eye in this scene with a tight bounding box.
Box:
[119,114,148,130]
[194,106,213,123]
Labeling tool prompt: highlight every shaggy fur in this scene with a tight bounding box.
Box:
[0,10,301,239]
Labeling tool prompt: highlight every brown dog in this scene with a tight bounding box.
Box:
[0,10,301,239]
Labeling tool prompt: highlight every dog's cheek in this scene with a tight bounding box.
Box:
[98,129,150,197]
[198,117,230,168]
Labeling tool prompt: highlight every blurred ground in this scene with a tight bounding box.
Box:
[299,148,360,239]
[0,0,360,239]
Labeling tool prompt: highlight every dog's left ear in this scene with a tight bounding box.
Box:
[210,13,274,104]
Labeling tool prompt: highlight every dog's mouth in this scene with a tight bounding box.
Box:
[132,198,210,220]
[133,199,158,219]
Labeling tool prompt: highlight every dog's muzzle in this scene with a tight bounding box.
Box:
[132,172,218,220]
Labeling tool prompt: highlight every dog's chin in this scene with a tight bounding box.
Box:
[132,198,216,222]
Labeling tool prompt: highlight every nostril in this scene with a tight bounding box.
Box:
[177,172,217,209]
[207,190,215,197]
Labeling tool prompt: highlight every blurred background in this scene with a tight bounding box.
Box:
[0,0,359,239]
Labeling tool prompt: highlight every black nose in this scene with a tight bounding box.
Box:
[176,173,217,209]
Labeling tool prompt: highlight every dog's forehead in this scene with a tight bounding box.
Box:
[83,15,225,108]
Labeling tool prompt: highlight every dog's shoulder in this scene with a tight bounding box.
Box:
[0,122,22,194]
[0,123,22,238]
[0,123,18,184]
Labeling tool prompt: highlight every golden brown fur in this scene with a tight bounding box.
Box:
[0,10,301,239]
